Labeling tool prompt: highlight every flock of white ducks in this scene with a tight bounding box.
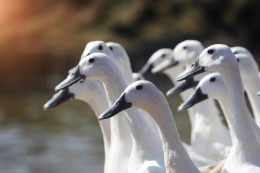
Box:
[44,40,260,173]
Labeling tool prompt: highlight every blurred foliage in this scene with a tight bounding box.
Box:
[0,0,260,92]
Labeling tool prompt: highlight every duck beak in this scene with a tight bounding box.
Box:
[55,66,85,91]
[139,63,154,77]
[68,66,77,74]
[257,91,260,96]
[99,94,132,120]
[176,59,205,81]
[152,59,179,74]
[178,88,208,111]
[167,78,198,96]
[43,89,74,110]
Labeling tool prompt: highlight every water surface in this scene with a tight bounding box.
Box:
[0,91,190,173]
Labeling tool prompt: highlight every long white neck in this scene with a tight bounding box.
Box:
[216,96,235,144]
[116,55,134,85]
[83,90,111,150]
[164,67,195,127]
[143,92,199,173]
[122,59,134,85]
[103,68,164,166]
[242,72,260,127]
[81,90,111,173]
[100,69,132,173]
[219,64,260,162]
[217,92,260,146]
[191,98,230,143]
[101,74,132,143]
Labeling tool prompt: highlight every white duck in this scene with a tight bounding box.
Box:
[176,44,260,173]
[179,73,260,144]
[141,40,231,161]
[231,46,260,127]
[64,42,133,173]
[55,53,165,173]
[106,42,214,167]
[78,41,165,172]
[99,80,200,173]
[44,78,111,172]
[107,42,206,168]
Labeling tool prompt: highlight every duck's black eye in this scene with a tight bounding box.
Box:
[161,54,166,58]
[136,85,143,90]
[233,52,238,54]
[207,49,214,54]
[109,46,113,51]
[210,77,216,82]
[237,58,240,62]
[98,45,103,51]
[183,46,187,49]
[87,53,90,56]
[89,58,95,63]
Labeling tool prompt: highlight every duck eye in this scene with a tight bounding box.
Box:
[98,45,103,51]
[86,53,90,56]
[136,85,143,90]
[109,46,113,51]
[207,49,214,54]
[233,51,238,54]
[210,77,216,82]
[161,54,166,58]
[237,58,240,62]
[183,46,187,49]
[89,58,95,63]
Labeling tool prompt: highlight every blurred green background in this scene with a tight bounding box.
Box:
[1,0,260,92]
[0,0,259,173]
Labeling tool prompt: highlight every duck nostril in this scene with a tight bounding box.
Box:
[79,79,84,83]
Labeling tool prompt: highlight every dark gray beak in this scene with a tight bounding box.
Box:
[176,58,205,81]
[55,66,85,91]
[139,63,154,77]
[98,94,132,120]
[43,89,74,110]
[178,88,208,111]
[167,78,198,96]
